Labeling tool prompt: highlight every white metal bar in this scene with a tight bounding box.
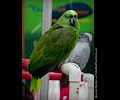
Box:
[40,0,52,100]
[83,73,94,100]
[79,82,88,100]
[69,82,80,100]
[88,87,94,100]
[42,0,52,35]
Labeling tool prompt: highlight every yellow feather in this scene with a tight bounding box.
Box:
[71,11,75,16]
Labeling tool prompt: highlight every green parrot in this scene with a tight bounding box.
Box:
[28,10,80,93]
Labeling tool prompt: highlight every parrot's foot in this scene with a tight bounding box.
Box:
[62,75,70,87]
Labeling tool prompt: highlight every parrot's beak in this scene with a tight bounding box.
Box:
[70,16,76,27]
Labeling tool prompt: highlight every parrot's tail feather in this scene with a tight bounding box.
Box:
[35,77,41,93]
[30,76,36,92]
[30,76,41,93]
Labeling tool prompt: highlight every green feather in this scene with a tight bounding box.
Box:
[35,77,41,93]
[30,76,36,92]
[30,76,41,93]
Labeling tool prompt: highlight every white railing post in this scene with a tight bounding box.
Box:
[60,63,81,100]
[83,73,94,100]
[40,0,52,100]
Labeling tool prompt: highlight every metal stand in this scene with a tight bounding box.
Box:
[61,63,81,100]
[40,0,52,100]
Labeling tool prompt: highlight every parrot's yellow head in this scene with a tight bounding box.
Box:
[56,10,80,30]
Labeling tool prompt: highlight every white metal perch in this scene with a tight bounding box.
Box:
[60,63,81,100]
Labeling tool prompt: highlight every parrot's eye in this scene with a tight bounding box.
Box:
[70,15,73,18]
[65,14,68,18]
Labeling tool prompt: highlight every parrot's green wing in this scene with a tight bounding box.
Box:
[28,25,79,78]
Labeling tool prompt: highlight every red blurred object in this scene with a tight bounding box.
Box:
[22,58,29,69]
[22,71,32,80]
[22,58,32,80]
[49,72,62,80]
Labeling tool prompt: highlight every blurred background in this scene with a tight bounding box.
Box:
[22,0,94,84]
